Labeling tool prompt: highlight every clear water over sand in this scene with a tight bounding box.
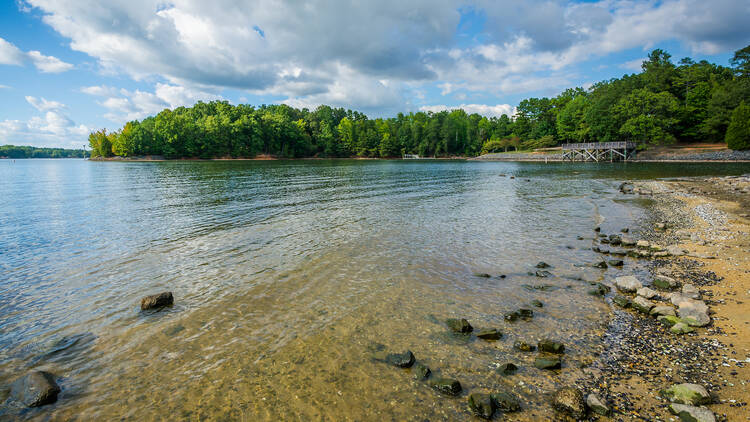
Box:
[1,159,746,420]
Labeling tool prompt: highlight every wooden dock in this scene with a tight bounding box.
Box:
[561,142,637,162]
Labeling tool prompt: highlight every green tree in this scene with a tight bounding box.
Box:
[725,101,750,150]
[614,89,680,146]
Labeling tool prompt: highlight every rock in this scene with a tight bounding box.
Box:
[491,392,521,412]
[504,311,520,321]
[619,182,634,194]
[608,259,624,267]
[140,291,174,310]
[653,276,679,290]
[536,261,551,268]
[637,287,658,299]
[588,282,610,297]
[615,275,642,293]
[655,222,667,230]
[682,284,700,300]
[497,363,517,375]
[610,249,627,256]
[586,393,610,416]
[666,245,687,256]
[538,340,565,354]
[385,350,415,368]
[592,260,608,269]
[600,238,610,244]
[650,305,677,317]
[621,227,629,233]
[476,328,502,340]
[518,308,534,319]
[660,383,711,406]
[429,378,462,396]
[671,322,695,334]
[636,240,650,248]
[473,272,492,278]
[613,295,631,308]
[658,315,681,326]
[653,251,671,258]
[668,404,716,422]
[632,296,655,314]
[531,299,544,308]
[413,363,431,379]
[594,226,601,232]
[609,234,622,245]
[621,237,636,246]
[513,341,536,352]
[468,393,494,419]
[445,318,473,333]
[10,371,61,407]
[678,300,711,327]
[535,270,553,278]
[552,387,585,419]
[534,355,561,369]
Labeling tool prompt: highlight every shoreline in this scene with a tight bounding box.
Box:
[585,175,749,421]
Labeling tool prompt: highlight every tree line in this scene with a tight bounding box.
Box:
[90,45,750,159]
[0,145,87,158]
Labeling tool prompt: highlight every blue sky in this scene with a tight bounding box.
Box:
[1,0,747,148]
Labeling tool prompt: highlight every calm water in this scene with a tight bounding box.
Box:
[1,159,747,420]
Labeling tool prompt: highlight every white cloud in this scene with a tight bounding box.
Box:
[0,36,73,73]
[420,103,516,117]
[0,101,89,148]
[621,58,646,72]
[82,83,222,121]
[25,96,66,111]
[0,84,10,89]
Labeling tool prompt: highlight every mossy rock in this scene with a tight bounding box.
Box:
[613,295,631,308]
[534,355,561,369]
[476,328,502,340]
[413,363,431,379]
[531,299,544,308]
[660,383,711,406]
[385,350,415,368]
[538,340,565,354]
[429,377,462,396]
[445,318,473,333]
[513,341,536,352]
[497,362,518,375]
[468,393,494,419]
[491,391,521,412]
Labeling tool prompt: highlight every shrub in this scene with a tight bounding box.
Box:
[726,101,750,150]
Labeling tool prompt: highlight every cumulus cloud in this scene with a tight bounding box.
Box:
[0,100,89,148]
[420,103,516,117]
[82,83,222,121]
[18,0,750,114]
[621,58,646,72]
[0,36,73,73]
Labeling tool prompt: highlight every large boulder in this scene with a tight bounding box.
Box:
[468,393,494,419]
[10,371,61,407]
[552,387,585,419]
[140,291,174,310]
[668,404,715,422]
[445,318,473,333]
[615,276,642,293]
[660,383,711,406]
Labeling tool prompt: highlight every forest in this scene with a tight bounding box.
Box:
[0,145,87,158]
[89,45,750,159]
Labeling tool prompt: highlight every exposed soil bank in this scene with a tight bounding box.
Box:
[581,175,750,421]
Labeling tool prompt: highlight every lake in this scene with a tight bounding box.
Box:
[1,159,747,420]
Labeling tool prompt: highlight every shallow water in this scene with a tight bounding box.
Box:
[0,159,747,420]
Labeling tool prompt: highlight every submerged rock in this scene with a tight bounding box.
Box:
[552,387,585,419]
[608,259,624,267]
[504,311,520,321]
[535,270,553,278]
[491,391,521,412]
[613,295,631,308]
[592,260,608,269]
[535,261,551,269]
[660,383,711,406]
[445,318,473,333]
[385,350,415,368]
[535,355,561,369]
[586,393,610,416]
[518,308,534,319]
[140,291,174,310]
[429,377,462,396]
[10,371,61,407]
[476,328,502,340]
[413,362,431,379]
[620,237,637,246]
[513,341,536,352]
[531,299,544,308]
[615,275,642,293]
[538,339,565,354]
[588,282,611,297]
[473,272,492,278]
[668,403,716,422]
[497,362,517,375]
[468,393,494,419]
